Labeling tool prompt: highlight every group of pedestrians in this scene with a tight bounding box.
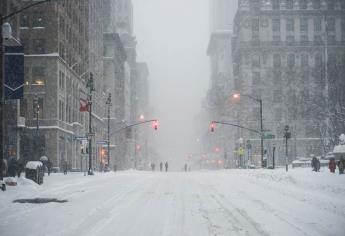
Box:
[1,158,25,178]
[329,157,345,174]
[151,161,168,172]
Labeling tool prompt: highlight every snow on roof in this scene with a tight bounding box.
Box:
[25,161,43,170]
[333,145,345,154]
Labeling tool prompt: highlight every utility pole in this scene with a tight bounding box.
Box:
[34,94,39,130]
[87,73,94,175]
[106,93,112,169]
[272,146,276,169]
[259,99,264,168]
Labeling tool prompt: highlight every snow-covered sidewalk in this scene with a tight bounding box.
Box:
[0,169,344,236]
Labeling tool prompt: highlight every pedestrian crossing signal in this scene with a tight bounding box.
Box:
[210,122,215,132]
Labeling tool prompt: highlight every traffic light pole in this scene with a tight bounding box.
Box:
[0,15,4,190]
[106,94,111,168]
[87,73,94,175]
[260,99,264,168]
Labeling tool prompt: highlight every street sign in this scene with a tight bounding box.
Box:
[264,133,275,139]
[96,140,108,145]
[74,136,87,141]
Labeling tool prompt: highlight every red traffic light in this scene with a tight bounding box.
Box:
[210,122,215,132]
[153,120,158,130]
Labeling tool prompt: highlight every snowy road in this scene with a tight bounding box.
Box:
[0,169,344,236]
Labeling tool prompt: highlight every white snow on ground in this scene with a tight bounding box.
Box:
[0,168,344,236]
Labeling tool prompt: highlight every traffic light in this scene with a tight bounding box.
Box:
[210,122,215,132]
[153,120,158,130]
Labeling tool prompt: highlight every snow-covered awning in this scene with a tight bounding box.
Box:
[25,161,43,170]
[333,145,345,154]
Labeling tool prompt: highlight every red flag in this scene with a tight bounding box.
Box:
[79,98,88,112]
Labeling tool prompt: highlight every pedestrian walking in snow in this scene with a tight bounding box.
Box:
[338,157,344,175]
[8,158,17,177]
[165,161,168,172]
[47,160,52,176]
[63,160,68,175]
[16,159,24,177]
[329,158,336,173]
[311,157,318,172]
[159,162,163,172]
[184,163,188,172]
[151,163,155,171]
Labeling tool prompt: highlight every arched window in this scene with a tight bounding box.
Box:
[301,54,309,67]
[287,54,295,68]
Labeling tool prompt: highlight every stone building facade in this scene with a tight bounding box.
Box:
[231,0,345,165]
[17,0,103,171]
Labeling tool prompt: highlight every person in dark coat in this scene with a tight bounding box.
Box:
[16,159,24,177]
[184,163,188,172]
[8,158,17,177]
[63,160,68,175]
[165,161,168,172]
[338,157,344,175]
[159,162,163,172]
[311,157,318,172]
[329,158,336,173]
[47,160,52,176]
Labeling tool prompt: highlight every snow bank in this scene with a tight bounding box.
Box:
[333,144,345,154]
[25,161,43,170]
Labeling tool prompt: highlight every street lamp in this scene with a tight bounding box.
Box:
[86,73,95,175]
[0,0,62,191]
[106,93,112,169]
[232,93,265,168]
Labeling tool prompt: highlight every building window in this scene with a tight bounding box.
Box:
[341,1,345,10]
[326,18,335,31]
[272,0,280,10]
[301,54,309,67]
[273,70,282,83]
[327,35,336,45]
[272,19,280,32]
[314,53,323,67]
[32,39,45,54]
[252,72,261,85]
[20,14,29,27]
[252,18,259,31]
[32,12,45,27]
[273,90,283,103]
[299,0,307,9]
[314,18,321,32]
[286,0,294,9]
[32,67,45,85]
[301,35,308,44]
[286,35,295,45]
[312,0,321,9]
[252,54,260,67]
[327,0,335,10]
[59,71,65,90]
[342,18,345,32]
[275,108,283,121]
[286,18,294,31]
[20,38,30,54]
[314,35,322,45]
[300,18,308,32]
[273,54,281,67]
[287,54,295,67]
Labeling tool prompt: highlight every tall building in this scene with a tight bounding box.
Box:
[103,0,130,170]
[210,0,233,32]
[231,0,345,165]
[17,0,106,171]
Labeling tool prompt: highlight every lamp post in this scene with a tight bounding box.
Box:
[232,93,264,168]
[87,73,94,175]
[284,125,291,172]
[0,0,62,191]
[106,93,112,168]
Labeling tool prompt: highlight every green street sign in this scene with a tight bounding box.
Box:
[264,134,275,139]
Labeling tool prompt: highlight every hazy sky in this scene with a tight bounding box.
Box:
[132,0,236,167]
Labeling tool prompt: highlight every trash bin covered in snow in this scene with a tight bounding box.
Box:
[25,161,44,185]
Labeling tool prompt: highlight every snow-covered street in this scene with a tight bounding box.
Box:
[0,169,344,236]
